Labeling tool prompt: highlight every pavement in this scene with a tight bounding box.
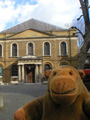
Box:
[0,83,47,120]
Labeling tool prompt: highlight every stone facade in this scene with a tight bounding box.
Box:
[0,19,78,84]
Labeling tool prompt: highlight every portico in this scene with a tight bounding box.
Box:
[18,56,42,83]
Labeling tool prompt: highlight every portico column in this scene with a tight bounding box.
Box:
[18,65,22,83]
[35,65,38,83]
[39,65,42,83]
[22,65,25,83]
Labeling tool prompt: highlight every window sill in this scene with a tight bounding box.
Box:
[58,55,68,57]
[11,76,18,78]
[9,56,19,58]
[11,81,18,84]
[42,55,52,57]
[0,57,4,58]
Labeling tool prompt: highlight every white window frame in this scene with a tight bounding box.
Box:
[43,42,51,56]
[59,41,68,56]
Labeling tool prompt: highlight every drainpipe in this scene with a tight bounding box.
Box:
[69,29,72,65]
[4,34,7,83]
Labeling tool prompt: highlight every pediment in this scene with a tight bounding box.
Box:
[18,55,42,65]
[8,29,51,38]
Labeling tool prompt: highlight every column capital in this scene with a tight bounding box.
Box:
[18,63,24,66]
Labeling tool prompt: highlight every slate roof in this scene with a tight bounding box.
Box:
[1,18,62,34]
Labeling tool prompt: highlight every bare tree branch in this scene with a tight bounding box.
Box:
[79,0,89,26]
[77,15,83,20]
[75,0,90,69]
[71,26,85,38]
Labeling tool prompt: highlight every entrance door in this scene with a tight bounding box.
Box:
[26,65,35,83]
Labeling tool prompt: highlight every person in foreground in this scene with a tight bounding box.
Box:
[14,65,90,120]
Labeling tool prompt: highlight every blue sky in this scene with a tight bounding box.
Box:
[0,0,82,31]
[14,0,37,6]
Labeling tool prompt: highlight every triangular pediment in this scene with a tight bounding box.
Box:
[8,29,52,38]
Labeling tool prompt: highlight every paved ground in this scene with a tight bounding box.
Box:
[0,83,47,120]
[0,82,90,120]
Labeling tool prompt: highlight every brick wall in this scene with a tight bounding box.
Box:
[0,29,78,83]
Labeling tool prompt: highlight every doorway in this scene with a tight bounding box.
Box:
[26,65,35,83]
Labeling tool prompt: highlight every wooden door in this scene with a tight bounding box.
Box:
[26,67,35,83]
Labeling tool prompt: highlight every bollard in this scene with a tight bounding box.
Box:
[0,94,3,108]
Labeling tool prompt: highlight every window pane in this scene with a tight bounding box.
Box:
[61,42,67,55]
[12,44,17,56]
[28,43,33,55]
[61,62,68,65]
[44,42,50,55]
[0,66,2,76]
[44,64,51,71]
[0,45,2,57]
[12,65,18,76]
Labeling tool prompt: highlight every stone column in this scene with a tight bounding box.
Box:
[35,65,38,83]
[39,65,42,83]
[0,94,3,108]
[18,65,22,83]
[22,65,25,83]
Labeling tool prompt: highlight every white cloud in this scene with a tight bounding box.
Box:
[0,0,18,31]
[17,3,38,23]
[0,0,81,31]
[30,0,81,28]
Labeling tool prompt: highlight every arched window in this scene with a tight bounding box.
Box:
[44,64,52,72]
[60,62,69,65]
[61,42,67,56]
[12,43,17,56]
[44,42,50,55]
[28,43,34,55]
[0,66,2,76]
[12,65,18,76]
[0,45,2,57]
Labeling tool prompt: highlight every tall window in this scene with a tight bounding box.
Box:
[44,42,50,55]
[44,64,52,71]
[61,42,67,56]
[0,66,2,76]
[12,65,18,76]
[12,43,17,56]
[28,43,34,55]
[0,45,2,57]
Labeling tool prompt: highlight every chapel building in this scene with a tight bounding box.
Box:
[0,19,78,84]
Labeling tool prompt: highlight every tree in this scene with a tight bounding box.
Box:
[73,0,90,69]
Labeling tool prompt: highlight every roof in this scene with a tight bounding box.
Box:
[1,18,62,34]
